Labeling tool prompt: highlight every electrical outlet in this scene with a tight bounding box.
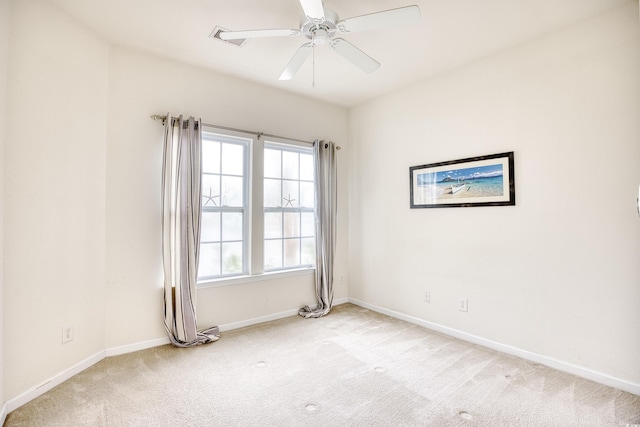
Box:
[62,324,73,344]
[459,298,468,312]
[424,291,431,303]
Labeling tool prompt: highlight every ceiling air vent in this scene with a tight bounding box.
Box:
[210,26,246,47]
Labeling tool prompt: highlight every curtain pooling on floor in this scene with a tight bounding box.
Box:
[162,113,219,346]
[299,140,338,318]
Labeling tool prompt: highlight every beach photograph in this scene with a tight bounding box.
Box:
[418,164,504,199]
[410,152,514,208]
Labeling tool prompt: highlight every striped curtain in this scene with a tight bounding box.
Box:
[162,114,219,347]
[299,140,338,318]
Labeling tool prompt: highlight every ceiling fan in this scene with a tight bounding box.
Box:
[218,0,421,81]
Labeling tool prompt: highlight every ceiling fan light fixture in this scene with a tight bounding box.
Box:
[312,29,329,45]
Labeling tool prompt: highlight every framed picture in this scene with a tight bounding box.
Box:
[410,151,515,208]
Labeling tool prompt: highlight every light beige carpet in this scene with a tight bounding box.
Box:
[5,303,640,426]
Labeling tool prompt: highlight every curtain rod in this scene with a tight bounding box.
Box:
[151,114,340,150]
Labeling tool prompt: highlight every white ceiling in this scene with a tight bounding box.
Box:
[49,0,628,107]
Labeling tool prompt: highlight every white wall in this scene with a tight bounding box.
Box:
[4,1,109,400]
[105,47,349,348]
[348,2,640,387]
[0,0,9,417]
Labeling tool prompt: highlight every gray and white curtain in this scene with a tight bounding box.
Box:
[162,114,219,347]
[299,140,338,318]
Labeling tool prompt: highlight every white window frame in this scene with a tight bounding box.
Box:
[198,127,315,288]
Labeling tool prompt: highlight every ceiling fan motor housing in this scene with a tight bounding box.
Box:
[301,8,338,45]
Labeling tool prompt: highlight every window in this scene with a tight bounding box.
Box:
[198,128,315,284]
[263,143,315,271]
[198,132,250,280]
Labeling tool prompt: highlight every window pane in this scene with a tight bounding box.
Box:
[299,182,314,208]
[301,237,315,265]
[284,212,300,238]
[202,140,220,174]
[221,143,244,175]
[300,153,313,181]
[202,174,220,207]
[282,181,299,207]
[301,212,314,237]
[221,176,244,207]
[264,178,281,208]
[284,239,300,267]
[222,212,243,241]
[282,151,299,179]
[199,243,220,278]
[222,242,243,274]
[264,149,281,178]
[201,212,221,242]
[264,239,282,270]
[264,212,282,239]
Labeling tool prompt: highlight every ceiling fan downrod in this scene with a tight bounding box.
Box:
[311,29,316,87]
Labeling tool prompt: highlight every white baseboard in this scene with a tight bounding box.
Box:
[104,300,350,354]
[219,308,302,332]
[104,300,350,347]
[334,297,349,306]
[105,336,171,357]
[1,402,7,426]
[5,350,105,413]
[348,298,640,396]
[218,298,349,332]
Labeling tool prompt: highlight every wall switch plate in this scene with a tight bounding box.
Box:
[424,291,430,303]
[459,298,468,312]
[62,324,73,344]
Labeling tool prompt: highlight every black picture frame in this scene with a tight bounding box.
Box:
[410,152,515,208]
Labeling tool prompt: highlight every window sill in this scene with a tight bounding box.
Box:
[197,267,315,289]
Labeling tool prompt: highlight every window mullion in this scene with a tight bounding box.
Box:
[250,137,264,275]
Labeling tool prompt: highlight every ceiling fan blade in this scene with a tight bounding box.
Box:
[299,0,325,21]
[330,38,380,74]
[336,5,421,33]
[279,43,313,80]
[219,28,300,41]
